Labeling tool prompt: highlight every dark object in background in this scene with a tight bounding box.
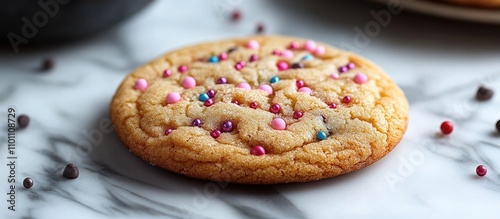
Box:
[62,163,79,179]
[23,177,34,189]
[0,0,153,45]
[476,86,494,101]
[41,58,54,71]
[17,114,30,128]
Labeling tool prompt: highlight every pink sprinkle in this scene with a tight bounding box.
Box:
[166,92,181,104]
[304,40,317,52]
[178,65,188,73]
[235,63,243,70]
[134,78,148,91]
[289,41,300,50]
[298,87,312,94]
[236,82,251,90]
[353,73,368,84]
[250,145,266,156]
[330,72,339,79]
[181,76,196,89]
[246,40,259,49]
[249,54,258,62]
[258,84,273,95]
[277,61,289,71]
[313,46,325,55]
[163,69,172,78]
[219,52,228,61]
[270,118,286,130]
[281,50,294,59]
[272,49,282,56]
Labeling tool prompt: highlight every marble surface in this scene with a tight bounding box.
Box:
[1,0,500,218]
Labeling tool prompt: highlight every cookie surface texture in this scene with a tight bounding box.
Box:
[110,35,409,184]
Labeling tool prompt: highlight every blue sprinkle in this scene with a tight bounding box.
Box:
[270,76,280,84]
[208,56,219,63]
[302,54,314,61]
[317,131,327,140]
[199,93,209,102]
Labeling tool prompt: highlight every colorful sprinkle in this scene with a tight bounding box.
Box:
[293,111,303,119]
[258,84,273,95]
[134,78,148,91]
[304,40,317,52]
[301,55,313,61]
[217,77,227,84]
[291,62,304,69]
[317,131,327,140]
[440,121,453,135]
[207,89,216,98]
[338,66,348,73]
[329,103,337,109]
[166,92,181,104]
[178,65,188,73]
[164,128,173,135]
[23,177,34,189]
[256,23,265,33]
[330,72,339,79]
[289,41,300,50]
[250,101,258,109]
[313,46,325,55]
[298,87,312,94]
[211,129,221,138]
[353,73,368,84]
[476,86,494,101]
[272,49,282,56]
[249,54,258,62]
[347,62,356,70]
[281,50,294,59]
[163,69,172,78]
[246,40,259,49]
[204,98,214,107]
[208,56,219,63]
[231,9,241,22]
[237,82,251,90]
[62,163,79,179]
[271,118,286,130]
[476,165,487,177]
[17,115,29,128]
[270,103,281,114]
[219,52,228,61]
[342,96,351,103]
[235,60,247,70]
[199,93,209,102]
[250,145,266,156]
[296,80,305,88]
[270,76,280,84]
[277,61,289,71]
[232,99,240,105]
[221,120,234,132]
[192,119,202,127]
[181,76,196,89]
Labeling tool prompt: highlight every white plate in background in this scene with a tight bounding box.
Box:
[371,0,500,24]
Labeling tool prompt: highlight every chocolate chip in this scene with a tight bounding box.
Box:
[476,86,493,101]
[227,47,238,53]
[63,163,79,179]
[256,23,265,34]
[41,58,54,71]
[17,114,30,129]
[291,62,304,69]
[496,120,500,133]
[23,177,34,189]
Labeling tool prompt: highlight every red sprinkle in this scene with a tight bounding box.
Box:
[204,98,214,107]
[164,128,173,136]
[440,121,453,135]
[231,10,241,22]
[250,145,266,156]
[211,129,222,138]
[277,61,289,71]
[296,80,305,88]
[329,103,337,109]
[232,99,240,105]
[476,165,487,177]
[270,103,281,113]
[219,52,228,61]
[293,111,303,119]
[250,101,258,109]
[178,65,188,73]
[163,69,172,77]
[342,96,351,104]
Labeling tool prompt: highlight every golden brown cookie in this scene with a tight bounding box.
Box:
[110,35,409,184]
[436,0,500,8]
